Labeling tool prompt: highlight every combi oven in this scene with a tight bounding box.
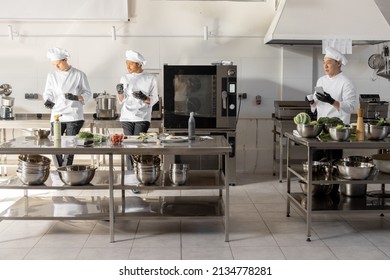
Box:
[163,64,237,129]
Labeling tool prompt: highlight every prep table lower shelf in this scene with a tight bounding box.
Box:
[0,196,224,220]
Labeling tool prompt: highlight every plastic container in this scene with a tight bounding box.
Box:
[188,112,195,141]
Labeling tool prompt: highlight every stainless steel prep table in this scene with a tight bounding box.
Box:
[0,135,231,242]
[284,132,390,241]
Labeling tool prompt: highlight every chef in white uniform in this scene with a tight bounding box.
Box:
[116,50,159,128]
[311,46,357,124]
[310,46,357,195]
[116,50,159,193]
[43,47,92,166]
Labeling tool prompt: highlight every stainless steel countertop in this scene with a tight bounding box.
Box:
[285,132,390,149]
[0,135,231,155]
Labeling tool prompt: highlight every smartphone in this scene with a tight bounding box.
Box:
[314,86,324,94]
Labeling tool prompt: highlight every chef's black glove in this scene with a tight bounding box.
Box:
[116,83,124,94]
[316,92,335,105]
[44,100,55,109]
[305,96,315,105]
[132,91,148,101]
[64,93,79,101]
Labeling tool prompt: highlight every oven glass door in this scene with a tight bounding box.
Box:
[164,65,217,129]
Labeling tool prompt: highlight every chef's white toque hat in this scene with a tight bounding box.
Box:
[47,47,70,61]
[125,50,147,65]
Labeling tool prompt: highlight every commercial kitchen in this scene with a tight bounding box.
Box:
[1,0,390,262]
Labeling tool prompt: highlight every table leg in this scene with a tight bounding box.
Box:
[224,152,230,242]
[109,154,115,243]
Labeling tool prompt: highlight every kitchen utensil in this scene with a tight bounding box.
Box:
[16,169,49,185]
[298,180,333,196]
[364,123,389,140]
[336,160,375,180]
[371,153,390,173]
[340,184,367,197]
[302,161,325,174]
[169,163,189,185]
[135,163,161,185]
[329,127,352,141]
[342,156,372,163]
[368,53,385,69]
[95,92,117,119]
[34,129,51,139]
[296,124,323,138]
[57,165,96,185]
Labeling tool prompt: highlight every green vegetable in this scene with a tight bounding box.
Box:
[294,112,311,125]
[78,131,94,139]
[336,124,344,129]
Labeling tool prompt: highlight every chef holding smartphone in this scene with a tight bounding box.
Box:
[308,46,358,195]
[308,46,357,124]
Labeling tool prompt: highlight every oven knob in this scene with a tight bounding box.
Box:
[229,104,235,110]
[227,69,236,76]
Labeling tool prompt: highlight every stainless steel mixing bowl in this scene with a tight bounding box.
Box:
[336,160,375,179]
[57,165,96,185]
[296,124,323,138]
[169,163,189,185]
[16,169,50,185]
[329,127,352,141]
[364,124,389,140]
[299,180,333,196]
[372,153,390,173]
[135,163,161,185]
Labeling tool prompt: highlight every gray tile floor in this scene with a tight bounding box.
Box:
[1,173,390,260]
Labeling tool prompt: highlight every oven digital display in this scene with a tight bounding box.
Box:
[229,83,235,93]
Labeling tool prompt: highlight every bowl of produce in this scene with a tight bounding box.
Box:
[110,133,125,145]
[371,153,390,173]
[335,160,375,180]
[57,165,96,185]
[329,125,352,141]
[77,131,94,146]
[299,180,333,196]
[318,117,344,133]
[364,123,389,140]
[296,124,323,138]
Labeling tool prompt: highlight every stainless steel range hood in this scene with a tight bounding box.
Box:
[264,0,390,45]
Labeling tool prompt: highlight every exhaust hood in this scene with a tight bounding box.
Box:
[264,0,390,45]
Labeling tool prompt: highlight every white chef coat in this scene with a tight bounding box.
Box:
[313,72,357,124]
[118,71,158,122]
[43,67,92,122]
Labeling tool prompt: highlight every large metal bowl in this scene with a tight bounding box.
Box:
[299,180,333,196]
[371,153,390,173]
[302,161,325,174]
[329,127,352,141]
[18,154,51,166]
[57,165,96,185]
[342,156,372,163]
[16,169,50,185]
[296,124,323,138]
[135,163,161,185]
[364,124,389,140]
[336,160,375,179]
